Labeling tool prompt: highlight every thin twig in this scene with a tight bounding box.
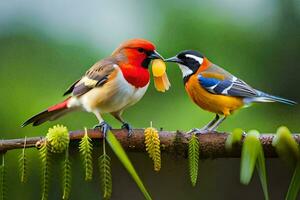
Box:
[0,129,299,158]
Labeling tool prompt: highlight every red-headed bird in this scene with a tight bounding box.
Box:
[22,39,163,136]
[165,50,296,133]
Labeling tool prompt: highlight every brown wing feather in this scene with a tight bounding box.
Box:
[204,64,234,79]
[63,79,80,96]
[65,58,117,97]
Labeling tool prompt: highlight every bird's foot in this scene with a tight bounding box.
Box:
[94,121,112,138]
[121,122,133,137]
[187,128,209,135]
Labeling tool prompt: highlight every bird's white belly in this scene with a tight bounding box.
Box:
[76,69,148,113]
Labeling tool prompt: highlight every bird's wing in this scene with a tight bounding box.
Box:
[63,79,80,96]
[198,64,258,97]
[65,58,117,97]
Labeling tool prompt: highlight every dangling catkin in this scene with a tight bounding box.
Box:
[144,127,161,171]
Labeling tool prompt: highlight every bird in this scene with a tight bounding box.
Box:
[22,38,163,136]
[165,50,297,133]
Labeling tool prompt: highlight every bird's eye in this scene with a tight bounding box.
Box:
[137,48,144,53]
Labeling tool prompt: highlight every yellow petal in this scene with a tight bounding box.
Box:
[152,59,166,77]
[161,73,171,91]
[154,72,171,92]
[154,76,166,92]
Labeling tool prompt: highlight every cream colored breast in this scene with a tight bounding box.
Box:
[78,68,149,113]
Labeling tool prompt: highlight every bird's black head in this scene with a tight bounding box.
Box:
[165,50,205,79]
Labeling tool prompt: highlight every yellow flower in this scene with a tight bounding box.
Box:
[152,59,171,92]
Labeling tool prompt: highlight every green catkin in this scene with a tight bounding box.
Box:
[62,149,71,200]
[99,140,112,200]
[79,128,93,181]
[144,127,161,171]
[188,134,200,187]
[46,125,69,153]
[0,153,7,200]
[19,136,27,183]
[39,142,51,200]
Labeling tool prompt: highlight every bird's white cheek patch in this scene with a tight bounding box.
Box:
[178,64,193,77]
[186,54,204,65]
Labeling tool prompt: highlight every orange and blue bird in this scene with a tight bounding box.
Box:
[165,50,297,133]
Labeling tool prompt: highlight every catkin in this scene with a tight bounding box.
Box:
[144,127,161,171]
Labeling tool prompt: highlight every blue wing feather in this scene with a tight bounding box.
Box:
[198,76,219,87]
[213,80,232,94]
[198,74,258,97]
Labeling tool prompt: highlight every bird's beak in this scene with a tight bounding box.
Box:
[148,50,164,60]
[164,56,182,64]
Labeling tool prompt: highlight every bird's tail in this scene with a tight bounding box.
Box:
[244,91,297,105]
[22,97,72,127]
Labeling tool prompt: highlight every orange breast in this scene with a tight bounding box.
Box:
[185,74,244,116]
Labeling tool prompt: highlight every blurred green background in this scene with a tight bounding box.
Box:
[0,0,299,199]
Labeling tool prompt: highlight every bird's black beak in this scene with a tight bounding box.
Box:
[164,56,183,64]
[148,50,164,60]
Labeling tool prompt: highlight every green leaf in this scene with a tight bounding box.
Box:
[106,131,152,200]
[240,130,260,184]
[272,126,300,167]
[286,161,300,200]
[188,134,199,187]
[225,128,244,151]
[256,145,269,200]
[241,130,269,200]
[272,126,300,199]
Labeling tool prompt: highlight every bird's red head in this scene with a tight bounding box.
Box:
[113,38,163,69]
[112,38,163,88]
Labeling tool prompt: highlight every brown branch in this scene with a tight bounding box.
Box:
[1,129,300,158]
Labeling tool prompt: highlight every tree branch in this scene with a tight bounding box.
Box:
[1,129,299,158]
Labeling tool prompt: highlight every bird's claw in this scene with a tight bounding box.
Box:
[94,121,112,138]
[122,122,133,137]
[187,128,209,135]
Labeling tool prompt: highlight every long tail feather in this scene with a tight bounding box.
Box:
[246,91,297,105]
[22,98,71,127]
[262,94,297,105]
